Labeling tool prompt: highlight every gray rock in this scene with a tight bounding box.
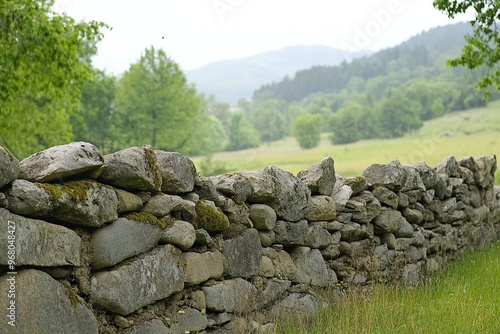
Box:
[141,194,194,218]
[182,251,224,285]
[218,196,252,227]
[380,233,397,250]
[272,293,319,319]
[340,222,373,242]
[320,245,341,260]
[193,176,221,205]
[243,170,278,203]
[290,247,331,287]
[98,145,162,192]
[155,150,196,194]
[171,308,208,334]
[0,269,98,334]
[306,224,333,249]
[372,208,405,234]
[223,228,262,277]
[203,278,258,313]
[6,179,54,216]
[413,161,438,189]
[331,183,353,212]
[18,142,103,183]
[160,220,196,251]
[258,230,276,247]
[0,146,19,188]
[402,207,424,225]
[262,166,311,221]
[249,204,277,230]
[260,248,297,280]
[115,189,143,214]
[90,245,184,315]
[208,312,234,326]
[194,200,230,233]
[297,157,336,195]
[435,156,460,177]
[210,173,253,204]
[273,220,309,246]
[397,191,410,209]
[125,319,170,334]
[194,229,212,246]
[0,209,80,267]
[372,186,399,209]
[394,218,414,238]
[345,191,381,224]
[343,176,367,196]
[305,195,337,222]
[434,174,448,199]
[90,217,162,270]
[401,165,426,192]
[474,155,497,188]
[401,263,422,286]
[362,160,407,191]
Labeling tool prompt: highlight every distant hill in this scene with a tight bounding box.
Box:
[185,45,368,105]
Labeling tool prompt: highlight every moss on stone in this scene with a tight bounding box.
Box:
[144,147,162,188]
[35,182,64,202]
[35,180,101,204]
[124,212,165,229]
[64,286,82,306]
[194,200,229,233]
[1,146,16,161]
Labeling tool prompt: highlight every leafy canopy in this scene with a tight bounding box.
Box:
[433,0,500,96]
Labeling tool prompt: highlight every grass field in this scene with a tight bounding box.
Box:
[275,241,500,334]
[191,100,500,184]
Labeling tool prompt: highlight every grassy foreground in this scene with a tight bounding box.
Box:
[191,101,500,184]
[275,242,500,334]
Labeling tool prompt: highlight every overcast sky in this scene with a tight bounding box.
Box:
[54,0,472,74]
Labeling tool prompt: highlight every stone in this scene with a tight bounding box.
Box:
[0,209,80,267]
[402,207,424,225]
[90,245,184,315]
[362,160,407,191]
[218,196,252,227]
[435,156,460,177]
[394,218,414,238]
[345,191,381,224]
[141,194,195,219]
[273,220,309,246]
[260,248,297,280]
[372,186,399,209]
[343,176,367,196]
[6,179,54,216]
[90,217,162,270]
[372,208,405,234]
[262,166,311,221]
[320,245,341,260]
[182,251,224,285]
[98,145,162,192]
[290,247,332,287]
[210,173,253,204]
[297,157,336,195]
[18,142,103,183]
[223,228,262,277]
[258,230,275,247]
[0,146,19,188]
[401,263,422,286]
[125,319,170,334]
[194,229,212,246]
[155,150,196,194]
[306,224,333,249]
[331,176,353,212]
[194,200,230,233]
[171,308,208,334]
[243,170,279,203]
[305,195,337,222]
[0,270,98,333]
[193,176,222,205]
[115,189,143,214]
[203,278,258,313]
[413,161,438,189]
[380,233,397,250]
[272,293,319,319]
[340,222,373,242]
[160,220,196,251]
[249,204,277,230]
[401,165,426,192]
[474,155,497,188]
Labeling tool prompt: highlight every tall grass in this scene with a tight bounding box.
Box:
[276,242,500,334]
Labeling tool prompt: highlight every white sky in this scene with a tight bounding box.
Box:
[53,0,472,75]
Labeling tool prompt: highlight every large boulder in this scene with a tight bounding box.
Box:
[0,146,19,188]
[155,151,196,194]
[297,157,336,195]
[0,209,80,267]
[90,245,184,315]
[0,269,98,333]
[98,145,162,192]
[18,142,103,183]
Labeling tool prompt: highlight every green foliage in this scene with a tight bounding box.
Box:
[197,156,231,176]
[123,212,164,229]
[115,46,199,152]
[377,90,423,138]
[250,93,289,144]
[226,112,260,151]
[434,0,500,97]
[194,200,229,233]
[292,114,322,149]
[0,0,109,158]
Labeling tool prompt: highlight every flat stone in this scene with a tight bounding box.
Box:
[90,245,184,315]
[90,217,162,270]
[155,150,196,194]
[182,251,224,285]
[203,278,258,313]
[260,248,297,280]
[141,194,194,218]
[18,142,103,183]
[98,145,162,192]
[160,220,196,251]
[124,319,170,334]
[306,224,333,249]
[223,228,262,277]
[274,220,309,246]
[0,209,80,267]
[297,157,336,195]
[0,269,98,333]
[0,146,19,188]
[171,308,208,334]
[331,178,353,212]
[372,186,399,209]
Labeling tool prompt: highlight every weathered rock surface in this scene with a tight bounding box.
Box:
[160,220,196,251]
[305,195,337,222]
[6,179,54,216]
[115,189,143,214]
[91,245,184,315]
[18,142,103,183]
[98,146,162,192]
[141,193,195,218]
[272,293,319,319]
[274,220,309,246]
[182,251,224,285]
[203,278,258,313]
[0,146,19,188]
[0,209,80,267]
[297,157,336,195]
[124,319,170,334]
[90,217,162,270]
[362,160,407,191]
[194,200,230,232]
[259,248,297,280]
[372,208,406,234]
[290,247,333,287]
[0,269,98,334]
[155,150,196,194]
[223,228,262,277]
[372,186,399,209]
[171,307,208,333]
[210,173,253,204]
[249,204,277,230]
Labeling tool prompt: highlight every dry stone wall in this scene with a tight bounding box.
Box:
[0,142,499,333]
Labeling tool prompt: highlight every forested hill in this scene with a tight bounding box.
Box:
[254,22,474,102]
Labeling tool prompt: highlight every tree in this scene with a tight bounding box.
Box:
[433,0,500,96]
[331,103,362,144]
[377,90,423,138]
[292,114,322,149]
[115,47,199,152]
[0,0,108,157]
[250,93,288,144]
[226,113,260,151]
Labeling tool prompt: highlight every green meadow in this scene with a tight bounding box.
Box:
[192,100,500,184]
